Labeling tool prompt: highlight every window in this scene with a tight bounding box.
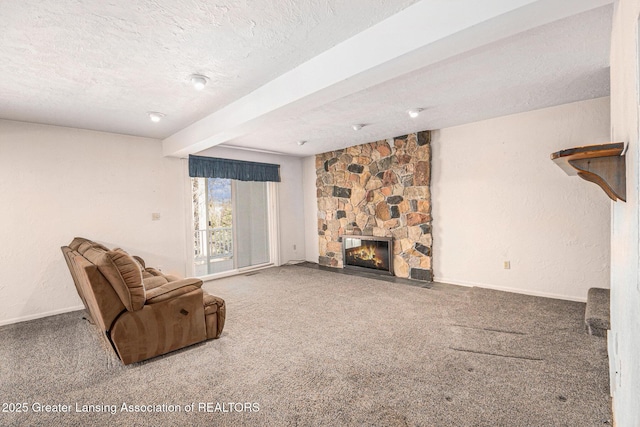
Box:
[191,177,277,277]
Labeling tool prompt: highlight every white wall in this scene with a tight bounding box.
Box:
[195,146,305,265]
[432,97,611,301]
[302,155,320,263]
[609,0,640,425]
[0,120,186,325]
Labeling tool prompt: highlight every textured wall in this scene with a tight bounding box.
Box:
[0,120,186,325]
[432,97,610,301]
[315,132,432,281]
[609,0,640,424]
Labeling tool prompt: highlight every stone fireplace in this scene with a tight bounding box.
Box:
[315,131,433,282]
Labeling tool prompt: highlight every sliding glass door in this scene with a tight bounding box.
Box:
[234,180,270,269]
[192,177,273,276]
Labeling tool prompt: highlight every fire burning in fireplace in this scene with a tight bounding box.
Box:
[342,236,392,274]
[347,244,386,268]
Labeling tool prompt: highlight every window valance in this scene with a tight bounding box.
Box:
[188,155,281,182]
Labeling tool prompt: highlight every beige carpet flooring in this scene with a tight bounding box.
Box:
[0,265,611,426]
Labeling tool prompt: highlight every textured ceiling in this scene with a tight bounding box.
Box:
[0,0,420,138]
[0,1,613,157]
[227,5,612,156]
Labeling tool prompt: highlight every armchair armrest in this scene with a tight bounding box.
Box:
[146,278,204,304]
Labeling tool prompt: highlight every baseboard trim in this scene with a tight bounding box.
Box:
[0,305,85,327]
[434,277,587,303]
[199,263,275,283]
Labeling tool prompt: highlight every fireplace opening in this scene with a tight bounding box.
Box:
[342,236,393,275]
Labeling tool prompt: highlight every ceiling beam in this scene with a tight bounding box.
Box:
[162,0,613,158]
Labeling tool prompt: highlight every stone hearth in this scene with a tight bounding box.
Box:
[315,131,433,282]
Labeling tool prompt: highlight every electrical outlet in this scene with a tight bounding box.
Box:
[293,244,297,251]
[503,261,511,269]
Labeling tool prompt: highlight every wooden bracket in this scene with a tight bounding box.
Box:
[551,143,626,202]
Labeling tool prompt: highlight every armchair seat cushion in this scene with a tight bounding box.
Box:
[143,275,168,290]
[141,267,181,289]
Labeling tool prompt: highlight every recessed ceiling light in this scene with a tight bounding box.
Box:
[147,112,165,123]
[352,124,364,131]
[407,108,423,118]
[297,140,307,146]
[190,74,208,90]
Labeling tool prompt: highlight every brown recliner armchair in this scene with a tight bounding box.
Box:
[61,237,225,364]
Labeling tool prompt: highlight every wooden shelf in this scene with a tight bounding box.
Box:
[551,142,626,202]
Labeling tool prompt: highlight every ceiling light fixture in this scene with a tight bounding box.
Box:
[352,124,364,131]
[407,108,423,118]
[297,140,307,146]
[190,74,208,90]
[147,112,165,123]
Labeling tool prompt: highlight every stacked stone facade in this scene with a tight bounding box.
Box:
[315,131,433,281]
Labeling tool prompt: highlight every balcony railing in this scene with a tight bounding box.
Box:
[194,227,233,262]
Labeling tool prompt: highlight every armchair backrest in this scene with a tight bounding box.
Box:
[62,237,146,331]
[80,246,146,312]
[67,250,125,332]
